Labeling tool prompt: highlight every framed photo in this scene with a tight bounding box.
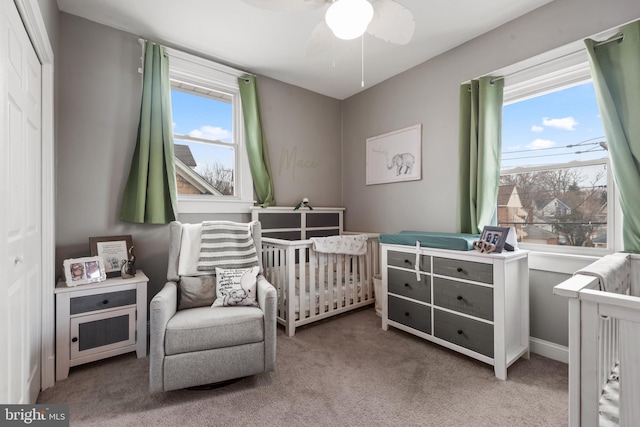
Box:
[63,256,107,286]
[480,226,510,253]
[366,124,422,185]
[89,235,133,278]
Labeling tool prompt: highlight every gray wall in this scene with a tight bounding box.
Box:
[54,0,640,349]
[55,13,342,300]
[341,0,640,345]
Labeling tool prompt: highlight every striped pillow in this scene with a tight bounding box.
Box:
[197,221,259,271]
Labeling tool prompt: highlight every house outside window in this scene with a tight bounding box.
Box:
[163,45,254,214]
[498,54,614,254]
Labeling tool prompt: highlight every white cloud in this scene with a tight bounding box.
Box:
[542,116,578,130]
[531,125,544,132]
[527,139,555,150]
[188,125,232,141]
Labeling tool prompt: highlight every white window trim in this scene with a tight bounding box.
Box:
[493,40,621,257]
[163,45,255,214]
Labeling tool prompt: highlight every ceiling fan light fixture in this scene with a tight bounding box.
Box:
[325,0,374,40]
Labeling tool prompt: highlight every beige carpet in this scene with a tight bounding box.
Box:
[38,307,568,426]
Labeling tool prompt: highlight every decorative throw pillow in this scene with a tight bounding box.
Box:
[178,275,216,310]
[212,266,259,307]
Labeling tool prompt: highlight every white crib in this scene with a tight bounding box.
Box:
[553,253,640,427]
[261,233,380,336]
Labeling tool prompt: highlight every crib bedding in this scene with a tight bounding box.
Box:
[379,231,480,251]
[599,362,620,427]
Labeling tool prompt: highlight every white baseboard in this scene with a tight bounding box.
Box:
[529,337,568,363]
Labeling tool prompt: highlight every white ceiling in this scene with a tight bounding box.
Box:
[56,0,554,100]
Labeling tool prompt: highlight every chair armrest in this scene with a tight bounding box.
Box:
[149,281,178,392]
[257,274,277,371]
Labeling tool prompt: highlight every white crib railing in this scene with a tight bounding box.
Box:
[554,254,640,427]
[261,233,380,337]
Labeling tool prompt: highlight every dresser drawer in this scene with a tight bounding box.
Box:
[70,289,137,315]
[434,309,494,357]
[388,296,431,334]
[433,257,493,284]
[433,278,493,321]
[388,268,430,303]
[387,250,430,272]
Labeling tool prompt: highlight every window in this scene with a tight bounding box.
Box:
[171,83,234,196]
[163,45,253,213]
[498,54,614,253]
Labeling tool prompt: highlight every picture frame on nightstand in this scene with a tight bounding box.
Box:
[63,256,106,286]
[89,235,133,278]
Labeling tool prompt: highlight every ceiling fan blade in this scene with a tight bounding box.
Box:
[367,0,415,45]
[242,0,327,12]
[305,21,334,56]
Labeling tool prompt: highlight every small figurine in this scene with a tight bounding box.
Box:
[121,246,136,279]
[294,197,313,210]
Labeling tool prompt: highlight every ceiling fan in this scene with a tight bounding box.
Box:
[243,0,415,56]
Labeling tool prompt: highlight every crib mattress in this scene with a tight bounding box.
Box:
[379,231,480,251]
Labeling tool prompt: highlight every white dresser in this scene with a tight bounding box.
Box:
[381,244,529,380]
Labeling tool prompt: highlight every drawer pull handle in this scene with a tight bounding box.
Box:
[404,283,410,288]
[404,259,411,265]
[404,312,410,317]
[457,295,463,301]
[457,330,464,335]
[102,299,109,305]
[456,267,463,273]
[71,337,78,343]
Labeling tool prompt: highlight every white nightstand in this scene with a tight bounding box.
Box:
[54,271,148,381]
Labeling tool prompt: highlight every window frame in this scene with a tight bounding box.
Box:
[496,42,619,256]
[164,45,254,214]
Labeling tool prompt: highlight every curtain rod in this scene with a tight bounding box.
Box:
[487,33,625,85]
[593,34,624,47]
[137,38,255,80]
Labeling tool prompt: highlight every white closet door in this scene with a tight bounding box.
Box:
[0,0,43,404]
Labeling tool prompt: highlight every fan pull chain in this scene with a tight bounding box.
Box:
[361,34,365,87]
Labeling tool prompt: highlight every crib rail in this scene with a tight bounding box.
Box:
[554,262,640,427]
[261,233,380,337]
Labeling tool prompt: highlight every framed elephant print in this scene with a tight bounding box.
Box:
[366,124,422,185]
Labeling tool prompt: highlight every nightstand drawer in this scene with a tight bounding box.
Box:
[388,268,430,303]
[70,289,137,315]
[433,257,493,284]
[433,277,493,321]
[388,296,431,334]
[387,251,430,272]
[434,309,494,357]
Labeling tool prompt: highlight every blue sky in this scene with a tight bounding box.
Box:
[171,89,234,171]
[502,81,607,170]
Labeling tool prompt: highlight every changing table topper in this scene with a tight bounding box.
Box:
[379,231,480,251]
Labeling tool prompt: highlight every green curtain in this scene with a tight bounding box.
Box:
[119,42,177,224]
[458,76,504,234]
[238,75,276,207]
[585,21,640,252]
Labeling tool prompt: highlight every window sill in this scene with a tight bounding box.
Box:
[522,245,605,274]
[177,198,255,214]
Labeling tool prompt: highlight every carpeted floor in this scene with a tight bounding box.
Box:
[38,307,568,426]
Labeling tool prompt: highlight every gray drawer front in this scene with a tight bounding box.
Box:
[257,212,301,229]
[388,268,430,303]
[388,296,431,334]
[434,309,494,357]
[306,213,340,228]
[71,289,136,315]
[433,257,492,284]
[387,251,430,272]
[433,278,493,321]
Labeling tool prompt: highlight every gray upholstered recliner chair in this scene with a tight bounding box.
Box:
[149,221,276,392]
